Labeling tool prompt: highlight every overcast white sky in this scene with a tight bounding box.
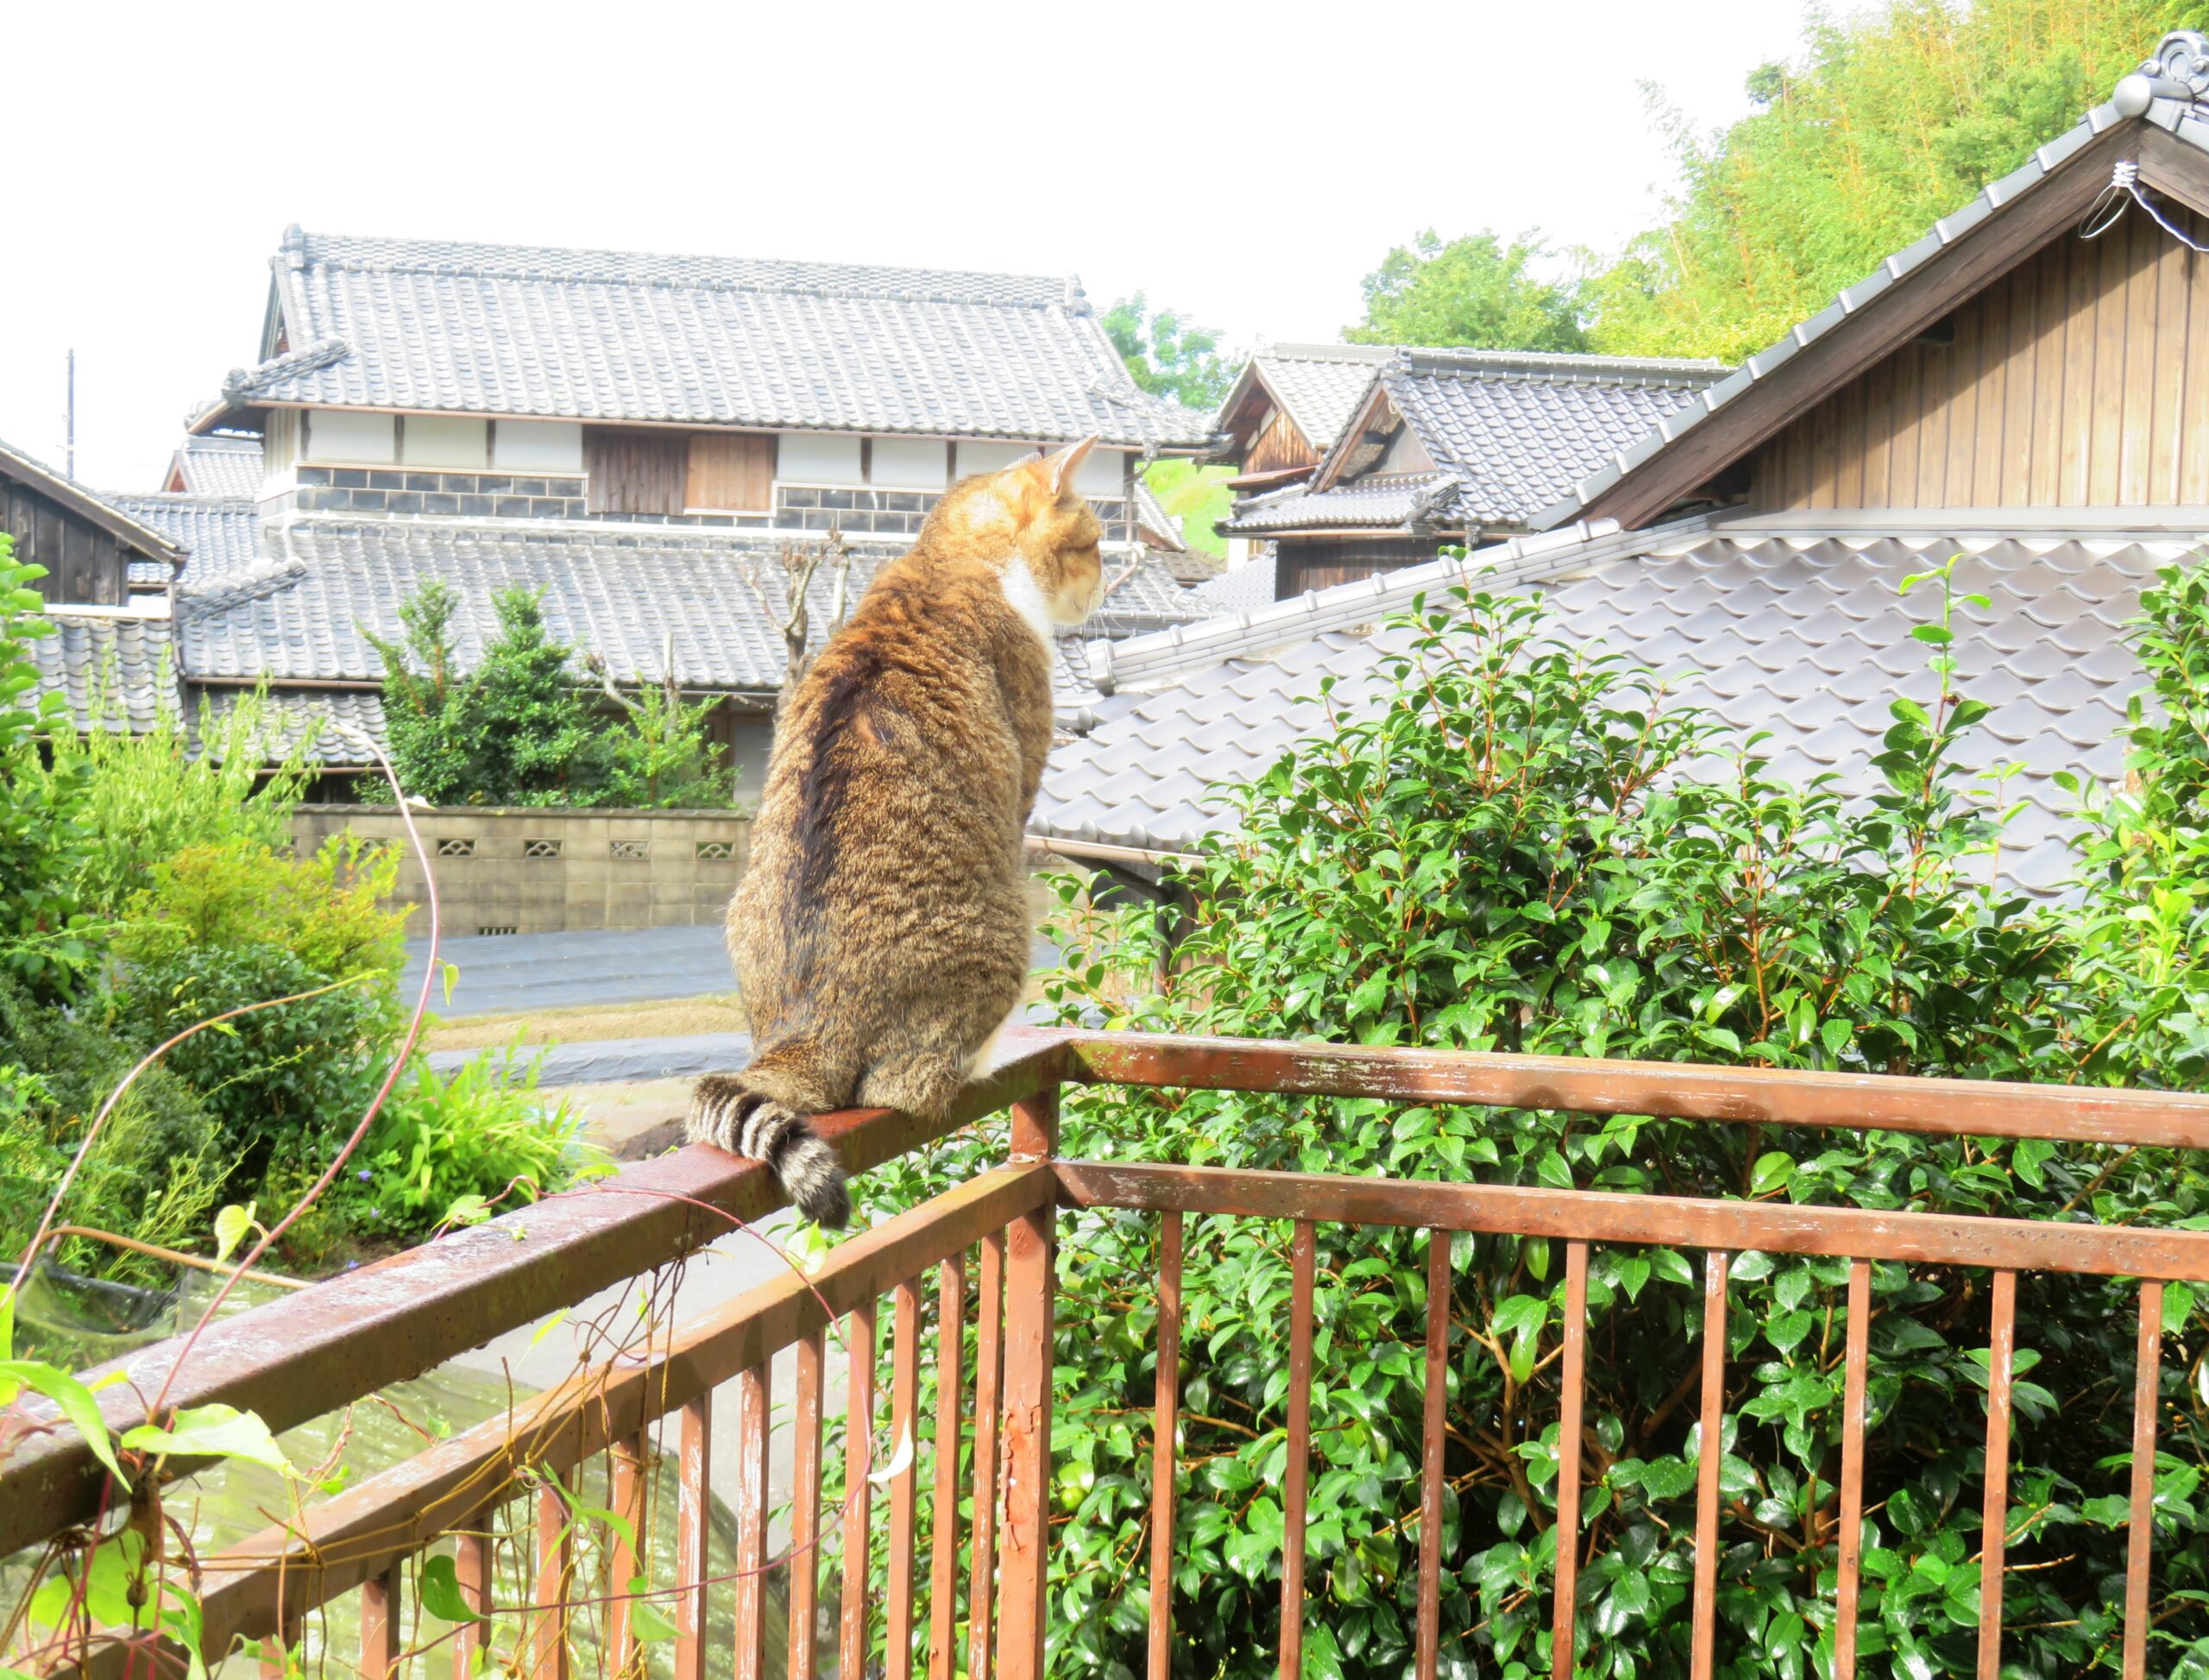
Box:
[0,1,1811,489]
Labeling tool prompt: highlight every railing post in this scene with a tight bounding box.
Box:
[998,1083,1060,1680]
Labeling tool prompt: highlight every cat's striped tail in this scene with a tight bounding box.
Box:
[687,1070,852,1230]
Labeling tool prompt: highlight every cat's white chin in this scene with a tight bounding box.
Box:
[1003,557,1083,645]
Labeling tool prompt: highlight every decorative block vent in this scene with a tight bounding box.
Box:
[436,838,478,858]
[611,840,651,861]
[694,840,735,861]
[475,925,519,937]
[523,839,564,859]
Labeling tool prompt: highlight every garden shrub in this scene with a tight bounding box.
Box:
[365,578,732,809]
[0,978,224,1289]
[102,836,409,1198]
[857,582,2209,1679]
[330,1044,598,1248]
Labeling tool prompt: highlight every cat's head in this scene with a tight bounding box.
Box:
[920,437,1107,627]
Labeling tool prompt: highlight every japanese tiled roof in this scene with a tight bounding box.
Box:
[202,229,1214,450]
[1035,518,2186,891]
[1223,350,1725,536]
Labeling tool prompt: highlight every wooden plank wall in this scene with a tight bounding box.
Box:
[584,429,689,515]
[1748,206,2209,509]
[1247,408,1319,476]
[1274,538,1440,598]
[686,433,775,511]
[2,481,127,606]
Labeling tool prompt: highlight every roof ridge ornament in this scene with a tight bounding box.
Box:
[2114,30,2209,117]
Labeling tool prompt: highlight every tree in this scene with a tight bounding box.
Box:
[0,540,92,1001]
[739,529,854,696]
[1586,0,2180,359]
[365,581,601,806]
[1346,229,1588,351]
[1101,293,1237,412]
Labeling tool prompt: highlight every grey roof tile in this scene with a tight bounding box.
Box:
[25,611,177,732]
[166,436,263,497]
[174,517,1196,710]
[105,494,263,586]
[1224,351,1724,537]
[216,229,1211,450]
[1035,532,2179,890]
[1221,344,1394,451]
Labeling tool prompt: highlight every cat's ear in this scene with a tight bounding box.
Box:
[1035,435,1099,496]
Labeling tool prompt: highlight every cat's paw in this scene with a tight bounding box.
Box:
[687,1073,748,1153]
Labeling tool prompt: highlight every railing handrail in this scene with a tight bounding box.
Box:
[0,1043,1066,1563]
[11,1024,2207,1568]
[1054,1027,2209,1148]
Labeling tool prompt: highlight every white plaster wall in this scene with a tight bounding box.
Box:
[402,415,489,469]
[870,436,947,488]
[494,420,584,472]
[305,409,395,464]
[1075,447,1127,495]
[955,440,1035,480]
[778,432,863,483]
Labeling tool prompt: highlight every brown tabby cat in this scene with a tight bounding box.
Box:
[686,437,1105,1226]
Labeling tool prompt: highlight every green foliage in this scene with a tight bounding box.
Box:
[0,540,93,1000]
[35,683,313,918]
[859,583,2209,1677]
[2062,558,2209,1085]
[332,1045,600,1247]
[1142,457,1235,557]
[596,676,735,809]
[1103,293,1237,412]
[1347,230,1589,352]
[0,978,225,1288]
[366,581,602,807]
[101,837,408,1199]
[1587,0,2179,359]
[367,580,731,809]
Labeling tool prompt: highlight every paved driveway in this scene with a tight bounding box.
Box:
[402,922,734,1018]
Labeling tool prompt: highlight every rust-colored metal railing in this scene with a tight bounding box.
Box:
[9,1025,2209,1680]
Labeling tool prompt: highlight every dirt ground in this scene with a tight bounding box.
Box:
[424,993,746,1053]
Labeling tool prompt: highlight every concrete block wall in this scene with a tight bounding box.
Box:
[293,805,750,935]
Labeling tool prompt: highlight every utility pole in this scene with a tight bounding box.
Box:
[64,349,76,479]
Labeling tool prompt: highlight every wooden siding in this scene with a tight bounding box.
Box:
[1275,538,1444,599]
[687,433,775,511]
[3,481,129,606]
[584,429,688,515]
[1246,408,1318,476]
[1749,208,2209,509]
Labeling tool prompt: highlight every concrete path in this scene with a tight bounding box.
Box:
[402,923,735,1018]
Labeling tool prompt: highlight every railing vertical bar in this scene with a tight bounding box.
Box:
[1280,1218,1317,1680]
[533,1469,574,1680]
[1551,1239,1589,1680]
[968,1229,1009,1680]
[840,1297,880,1680]
[2124,1279,2165,1680]
[1835,1259,1872,1680]
[1691,1250,1729,1680]
[998,1085,1061,1680]
[1979,1268,2018,1679]
[360,1561,403,1680]
[789,1327,826,1680]
[735,1360,771,1680]
[1149,1211,1186,1680]
[928,1252,968,1680]
[455,1525,492,1680]
[608,1430,648,1679]
[1414,1227,1450,1680]
[887,1279,922,1676]
[675,1394,712,1680]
